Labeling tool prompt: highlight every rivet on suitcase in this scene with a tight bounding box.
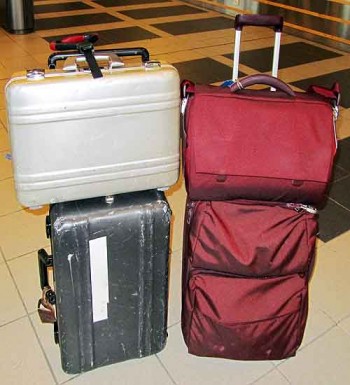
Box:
[6,37,180,208]
[38,190,171,374]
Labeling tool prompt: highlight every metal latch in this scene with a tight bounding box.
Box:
[63,53,124,72]
[26,69,45,80]
[144,60,161,69]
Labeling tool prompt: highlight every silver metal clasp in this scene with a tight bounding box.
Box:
[26,69,45,80]
[105,195,115,205]
[144,60,161,69]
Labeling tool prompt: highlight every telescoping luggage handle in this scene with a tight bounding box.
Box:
[232,14,284,81]
[48,34,150,78]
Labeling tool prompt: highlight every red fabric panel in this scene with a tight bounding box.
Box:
[185,273,308,360]
[181,199,316,361]
[184,85,337,204]
[188,200,317,276]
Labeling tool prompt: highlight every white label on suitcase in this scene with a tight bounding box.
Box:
[89,236,109,323]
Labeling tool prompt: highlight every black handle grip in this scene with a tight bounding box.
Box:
[231,74,295,97]
[234,14,283,32]
[48,47,150,69]
[38,249,53,290]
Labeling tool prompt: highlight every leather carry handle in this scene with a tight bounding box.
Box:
[234,14,283,32]
[231,74,295,97]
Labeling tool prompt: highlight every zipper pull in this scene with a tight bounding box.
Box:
[181,95,189,115]
[286,203,317,214]
[187,201,196,224]
[333,105,339,150]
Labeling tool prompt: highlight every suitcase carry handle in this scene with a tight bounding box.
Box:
[234,14,283,32]
[48,47,150,69]
[231,74,295,97]
[49,39,103,78]
[38,248,54,292]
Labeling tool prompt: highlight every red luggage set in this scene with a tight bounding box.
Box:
[181,15,340,360]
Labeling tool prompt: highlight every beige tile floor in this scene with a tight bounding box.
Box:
[1,3,350,384]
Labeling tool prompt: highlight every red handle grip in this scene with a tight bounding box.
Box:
[49,34,99,51]
[234,14,283,32]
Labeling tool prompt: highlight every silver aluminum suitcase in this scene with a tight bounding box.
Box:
[5,48,180,208]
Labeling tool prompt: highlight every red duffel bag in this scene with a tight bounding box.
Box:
[182,74,340,206]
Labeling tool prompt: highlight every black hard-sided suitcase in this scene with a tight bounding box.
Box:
[38,190,171,374]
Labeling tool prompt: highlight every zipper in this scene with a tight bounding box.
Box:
[221,199,317,215]
[285,203,317,214]
[189,266,305,281]
[333,105,339,150]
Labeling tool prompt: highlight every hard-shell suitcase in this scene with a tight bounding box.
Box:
[6,44,180,208]
[38,190,171,374]
[181,198,317,360]
[181,14,339,206]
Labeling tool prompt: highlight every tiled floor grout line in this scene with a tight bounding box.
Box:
[155,354,178,385]
[274,324,338,368]
[248,366,288,385]
[0,243,59,385]
[0,176,13,182]
[3,243,51,263]
[0,208,23,218]
[328,196,350,214]
[59,373,81,385]
[167,320,181,329]
[0,313,28,329]
[274,366,292,384]
[331,171,350,184]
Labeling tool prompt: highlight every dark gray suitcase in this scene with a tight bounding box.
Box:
[38,190,171,374]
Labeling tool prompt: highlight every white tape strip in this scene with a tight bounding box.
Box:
[89,236,109,323]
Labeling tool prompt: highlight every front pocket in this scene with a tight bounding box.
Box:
[189,200,317,276]
[185,272,308,361]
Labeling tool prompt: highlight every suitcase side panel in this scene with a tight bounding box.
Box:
[50,191,171,373]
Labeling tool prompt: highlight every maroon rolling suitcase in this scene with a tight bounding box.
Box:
[181,199,318,360]
[181,14,340,206]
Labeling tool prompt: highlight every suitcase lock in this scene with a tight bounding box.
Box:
[38,287,56,324]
